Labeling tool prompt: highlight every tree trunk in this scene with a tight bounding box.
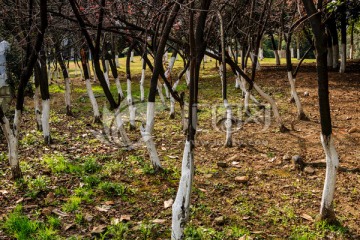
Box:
[39,49,51,144]
[339,1,346,73]
[349,22,354,60]
[33,69,42,131]
[218,11,232,147]
[0,108,22,179]
[327,31,333,67]
[140,54,146,102]
[55,43,72,116]
[270,34,280,65]
[80,47,101,123]
[302,0,339,223]
[172,1,210,238]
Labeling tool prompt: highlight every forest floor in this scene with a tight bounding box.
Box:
[0,57,359,240]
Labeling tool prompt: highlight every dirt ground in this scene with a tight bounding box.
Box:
[0,61,359,239]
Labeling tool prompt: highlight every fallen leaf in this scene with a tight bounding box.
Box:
[63,223,75,231]
[164,199,174,209]
[15,198,24,204]
[152,219,166,224]
[120,215,131,222]
[235,176,249,183]
[0,190,8,194]
[96,205,111,212]
[167,155,178,159]
[85,213,93,222]
[300,213,314,222]
[52,209,69,217]
[91,225,107,234]
[104,201,115,205]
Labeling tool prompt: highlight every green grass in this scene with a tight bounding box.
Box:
[62,195,82,212]
[2,205,60,240]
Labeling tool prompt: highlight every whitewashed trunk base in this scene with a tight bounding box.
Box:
[141,102,162,170]
[172,141,193,240]
[224,100,232,147]
[127,79,132,105]
[129,105,136,130]
[319,134,338,221]
[274,50,280,65]
[287,72,306,120]
[253,83,286,132]
[41,99,51,144]
[85,79,101,123]
[170,96,175,119]
[115,77,124,99]
[1,112,21,179]
[115,108,132,147]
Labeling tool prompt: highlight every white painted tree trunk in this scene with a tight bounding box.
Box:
[250,53,260,70]
[163,51,168,64]
[274,50,281,65]
[332,45,339,69]
[115,77,124,99]
[64,78,71,114]
[41,99,51,144]
[114,107,132,147]
[319,134,339,220]
[327,47,333,67]
[140,102,162,170]
[203,55,207,63]
[339,43,346,73]
[168,55,176,72]
[170,96,175,119]
[163,84,170,99]
[104,72,110,88]
[172,140,194,240]
[185,69,190,86]
[85,78,100,122]
[259,48,264,60]
[224,100,232,147]
[235,74,241,89]
[297,48,300,60]
[115,55,120,67]
[1,110,21,178]
[349,45,354,60]
[34,85,42,131]
[127,79,132,105]
[291,48,294,58]
[253,82,285,130]
[287,72,305,120]
[130,50,134,62]
[129,104,136,130]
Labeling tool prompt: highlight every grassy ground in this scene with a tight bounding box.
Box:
[0,55,359,239]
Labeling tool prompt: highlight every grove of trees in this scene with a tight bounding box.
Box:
[0,0,359,239]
